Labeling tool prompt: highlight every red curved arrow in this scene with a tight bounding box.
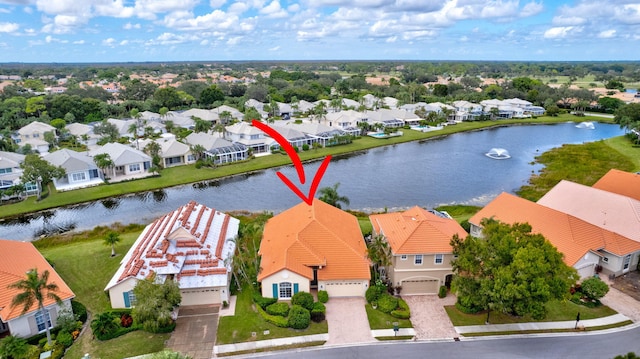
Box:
[252,120,332,205]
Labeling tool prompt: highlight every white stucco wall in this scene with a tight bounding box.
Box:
[260,269,310,298]
[108,277,138,309]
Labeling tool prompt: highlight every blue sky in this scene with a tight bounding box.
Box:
[0,0,639,63]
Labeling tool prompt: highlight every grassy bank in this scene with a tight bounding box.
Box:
[0,114,609,219]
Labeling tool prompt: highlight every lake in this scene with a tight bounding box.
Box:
[0,121,625,241]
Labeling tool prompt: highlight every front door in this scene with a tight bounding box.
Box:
[311,268,318,289]
[623,254,632,273]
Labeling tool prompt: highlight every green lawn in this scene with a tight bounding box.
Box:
[216,289,328,345]
[64,330,170,359]
[0,114,611,219]
[445,300,617,326]
[365,304,413,330]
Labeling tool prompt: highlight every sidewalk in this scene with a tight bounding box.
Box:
[454,313,630,334]
[214,334,329,355]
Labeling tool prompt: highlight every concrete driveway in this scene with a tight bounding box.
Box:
[166,305,219,359]
[402,294,458,340]
[324,297,375,345]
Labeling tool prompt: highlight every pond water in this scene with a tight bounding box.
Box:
[0,122,625,241]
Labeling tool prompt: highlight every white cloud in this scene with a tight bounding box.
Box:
[543,26,580,39]
[210,0,226,7]
[226,36,242,45]
[134,0,200,20]
[260,0,288,18]
[598,29,616,38]
[73,39,85,44]
[520,1,543,17]
[0,8,10,13]
[23,6,33,14]
[102,37,116,46]
[0,22,19,32]
[120,39,129,45]
[552,16,586,26]
[268,45,280,51]
[123,22,141,30]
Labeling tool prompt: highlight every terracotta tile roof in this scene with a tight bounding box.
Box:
[369,206,468,255]
[258,199,370,282]
[469,193,640,265]
[593,169,640,201]
[538,180,640,242]
[0,240,75,321]
[105,201,239,291]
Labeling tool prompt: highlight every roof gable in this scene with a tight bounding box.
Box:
[593,169,640,201]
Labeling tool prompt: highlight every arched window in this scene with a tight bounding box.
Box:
[279,282,292,299]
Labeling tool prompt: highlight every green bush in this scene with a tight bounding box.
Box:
[455,298,482,314]
[580,277,609,301]
[317,290,329,303]
[378,294,399,314]
[55,331,73,348]
[291,292,314,311]
[365,284,385,303]
[256,305,288,328]
[147,322,176,334]
[302,144,310,151]
[438,285,448,298]
[71,300,88,323]
[311,302,326,323]
[266,302,290,317]
[288,305,311,329]
[50,343,65,359]
[391,297,411,319]
[253,292,278,310]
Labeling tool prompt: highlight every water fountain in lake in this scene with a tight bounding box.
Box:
[485,148,511,160]
[576,121,595,129]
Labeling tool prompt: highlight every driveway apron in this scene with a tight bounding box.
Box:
[403,294,459,340]
[166,305,219,359]
[324,297,375,345]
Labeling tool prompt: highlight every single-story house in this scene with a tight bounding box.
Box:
[65,122,100,148]
[0,151,38,197]
[89,142,153,182]
[105,201,239,308]
[0,240,75,338]
[185,132,248,164]
[138,135,195,168]
[44,149,104,191]
[470,192,640,278]
[258,199,371,299]
[369,206,468,295]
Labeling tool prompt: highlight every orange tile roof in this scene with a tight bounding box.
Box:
[469,193,640,265]
[593,169,640,201]
[0,240,75,321]
[369,206,468,255]
[258,199,370,282]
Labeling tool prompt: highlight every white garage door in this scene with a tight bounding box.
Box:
[181,288,221,306]
[401,279,439,295]
[324,281,365,297]
[576,264,595,279]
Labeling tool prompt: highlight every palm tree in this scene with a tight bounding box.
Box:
[91,312,119,338]
[8,268,62,346]
[190,144,206,161]
[219,110,232,125]
[318,182,350,209]
[367,234,392,282]
[103,231,121,257]
[192,116,212,133]
[93,153,114,179]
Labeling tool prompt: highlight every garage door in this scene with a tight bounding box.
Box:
[576,264,595,279]
[181,288,221,306]
[401,279,439,295]
[324,281,365,297]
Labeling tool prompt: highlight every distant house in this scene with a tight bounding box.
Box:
[105,201,238,308]
[65,123,99,148]
[280,122,348,147]
[224,122,273,154]
[258,199,371,298]
[139,135,195,168]
[185,132,248,164]
[43,149,104,191]
[16,121,57,153]
[470,192,640,278]
[264,124,316,150]
[0,240,75,338]
[89,142,153,182]
[0,151,38,197]
[369,207,468,295]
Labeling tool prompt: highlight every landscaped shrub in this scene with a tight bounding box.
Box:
[253,292,278,310]
[317,290,329,303]
[455,297,482,314]
[365,284,385,303]
[121,313,133,328]
[438,285,448,298]
[580,277,609,301]
[377,293,399,314]
[256,305,288,328]
[302,144,310,151]
[71,300,87,323]
[390,297,411,319]
[55,330,73,348]
[266,302,290,317]
[311,302,326,323]
[291,291,314,311]
[288,305,311,329]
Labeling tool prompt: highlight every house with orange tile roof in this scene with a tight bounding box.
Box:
[369,206,468,295]
[592,169,640,201]
[537,179,640,275]
[258,199,370,299]
[0,240,75,338]
[105,201,238,308]
[470,192,640,278]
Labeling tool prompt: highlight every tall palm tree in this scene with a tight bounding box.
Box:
[367,234,392,282]
[9,268,62,346]
[318,182,350,209]
[104,231,121,257]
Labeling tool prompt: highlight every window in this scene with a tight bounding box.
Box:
[187,154,195,162]
[35,310,52,332]
[129,163,140,172]
[126,291,137,307]
[414,255,423,265]
[72,172,86,182]
[279,282,292,299]
[400,255,407,260]
[0,168,12,174]
[435,254,444,264]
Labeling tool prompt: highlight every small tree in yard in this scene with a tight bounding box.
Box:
[132,276,181,332]
[104,231,121,257]
[580,277,609,301]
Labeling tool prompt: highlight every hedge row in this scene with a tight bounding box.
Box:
[256,305,288,328]
[253,293,278,310]
[94,324,141,341]
[391,298,410,319]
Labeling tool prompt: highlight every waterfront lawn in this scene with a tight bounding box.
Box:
[445,300,617,326]
[517,139,636,201]
[217,288,328,345]
[0,114,612,219]
[365,304,413,330]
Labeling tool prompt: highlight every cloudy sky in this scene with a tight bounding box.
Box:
[0,0,639,63]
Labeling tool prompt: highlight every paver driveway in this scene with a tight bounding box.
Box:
[325,297,375,345]
[402,294,458,340]
[166,305,219,359]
